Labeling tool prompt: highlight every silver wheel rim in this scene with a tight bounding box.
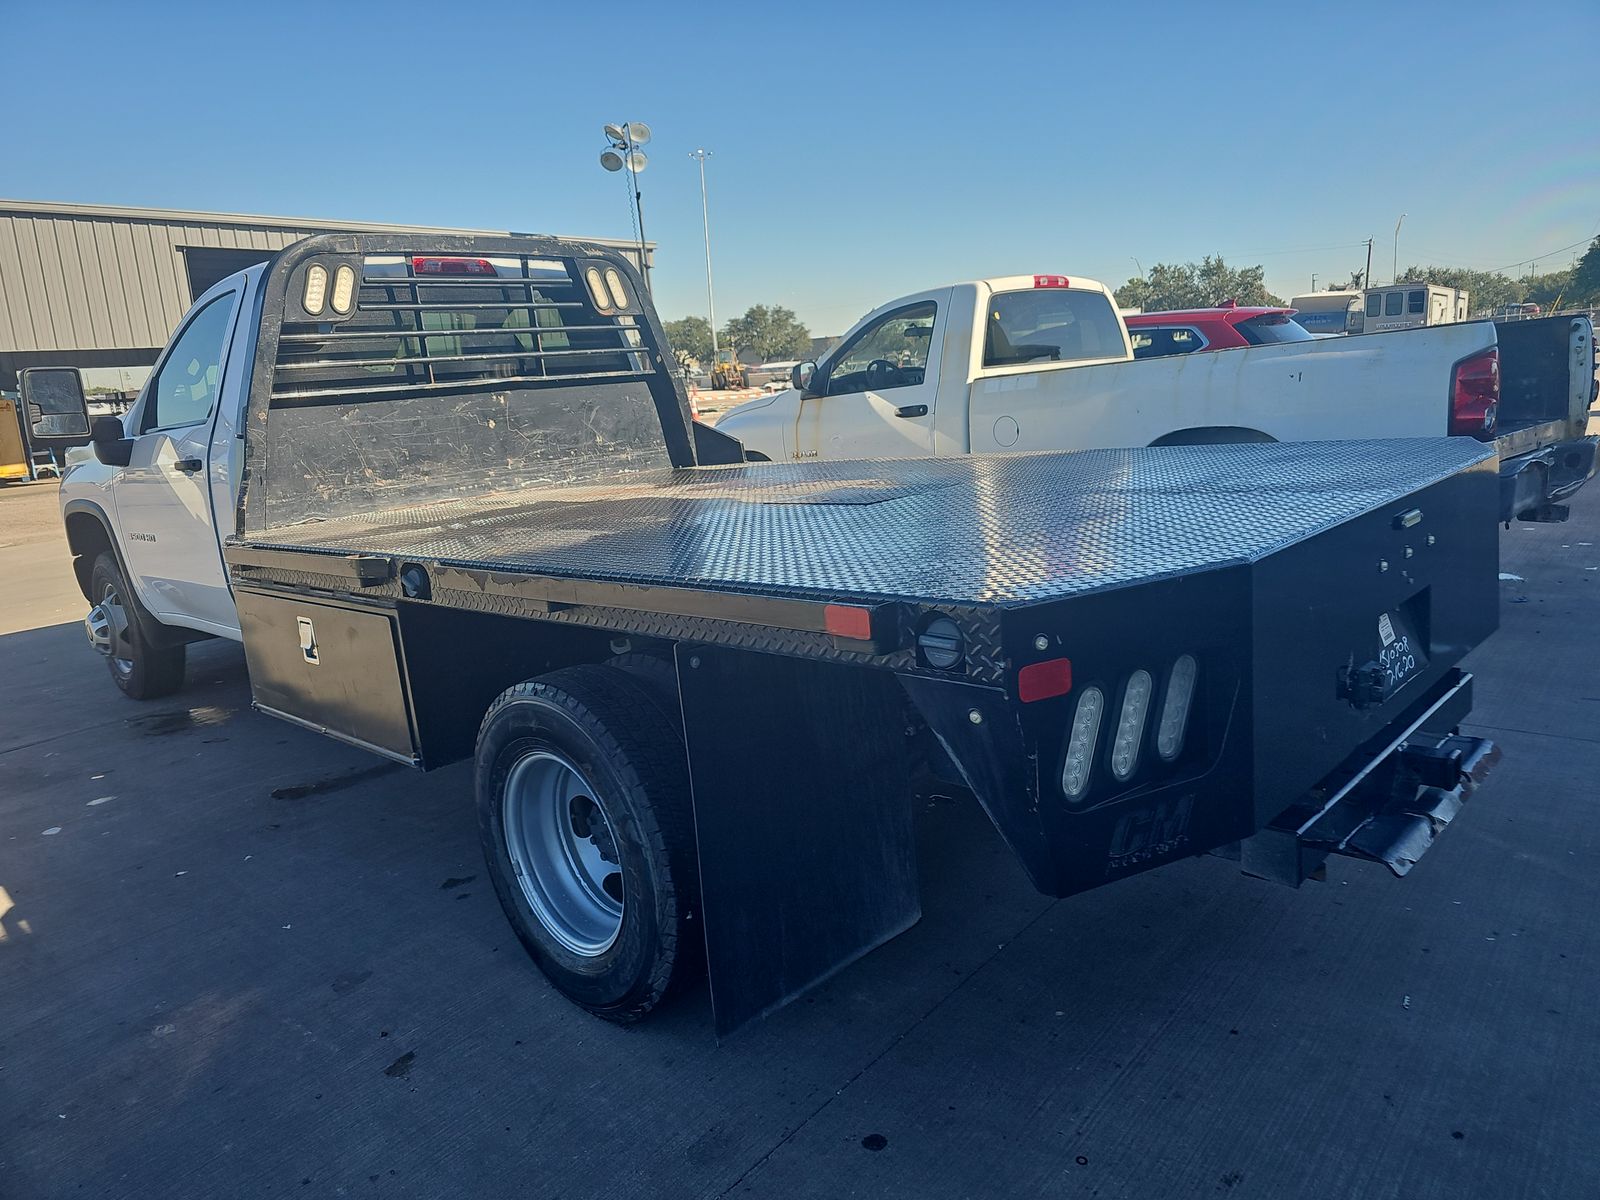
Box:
[87,581,134,679]
[503,749,625,956]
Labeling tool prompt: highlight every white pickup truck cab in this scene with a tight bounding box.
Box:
[53,269,262,696]
[716,274,1597,522]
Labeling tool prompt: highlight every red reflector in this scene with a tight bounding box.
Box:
[1033,274,1071,289]
[1018,658,1073,703]
[824,604,874,640]
[412,256,498,276]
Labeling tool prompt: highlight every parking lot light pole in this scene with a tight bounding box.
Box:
[690,148,719,356]
[1393,213,1407,284]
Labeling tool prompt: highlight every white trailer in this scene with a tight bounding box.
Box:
[1360,283,1470,332]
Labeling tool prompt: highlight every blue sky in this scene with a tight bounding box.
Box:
[7,1,1598,336]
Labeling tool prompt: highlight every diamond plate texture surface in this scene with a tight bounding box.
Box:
[239,440,1492,610]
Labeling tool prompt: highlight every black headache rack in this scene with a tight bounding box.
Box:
[225,235,1505,1035]
[237,232,743,534]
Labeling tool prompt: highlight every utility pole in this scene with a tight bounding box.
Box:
[1393,214,1407,284]
[690,148,718,355]
[1311,273,1318,293]
[624,131,650,292]
[1364,238,1373,290]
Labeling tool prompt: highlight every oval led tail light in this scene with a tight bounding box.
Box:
[330,264,356,315]
[1110,670,1152,781]
[1157,654,1197,761]
[303,264,328,315]
[1061,685,1104,799]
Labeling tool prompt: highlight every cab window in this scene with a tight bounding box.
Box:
[1365,294,1381,318]
[1407,290,1426,314]
[824,302,936,395]
[144,293,237,431]
[985,289,1125,367]
[1384,292,1404,317]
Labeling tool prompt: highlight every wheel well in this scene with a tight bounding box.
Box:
[64,510,115,601]
[1149,426,1277,447]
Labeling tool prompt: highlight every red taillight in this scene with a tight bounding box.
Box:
[1018,658,1073,703]
[412,256,497,276]
[1033,274,1071,289]
[1450,347,1498,439]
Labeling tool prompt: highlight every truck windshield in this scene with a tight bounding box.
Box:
[984,289,1125,367]
[1236,315,1315,345]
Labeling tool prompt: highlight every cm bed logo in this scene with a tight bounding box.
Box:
[1106,794,1195,873]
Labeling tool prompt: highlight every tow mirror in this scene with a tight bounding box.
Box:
[91,415,134,467]
[19,367,91,446]
[792,360,818,395]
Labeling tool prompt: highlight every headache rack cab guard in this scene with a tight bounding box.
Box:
[222,233,1503,1036]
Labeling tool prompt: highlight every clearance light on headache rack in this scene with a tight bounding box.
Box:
[330,265,356,315]
[1034,275,1071,288]
[302,264,328,315]
[1061,685,1104,800]
[604,268,631,309]
[412,256,498,276]
[585,267,611,311]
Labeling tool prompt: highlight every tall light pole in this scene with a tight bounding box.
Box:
[690,148,718,356]
[1393,213,1407,284]
[600,122,652,290]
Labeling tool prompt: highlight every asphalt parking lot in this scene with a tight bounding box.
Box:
[2,473,1598,1200]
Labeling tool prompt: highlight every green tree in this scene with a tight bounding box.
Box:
[1523,268,1575,310]
[721,304,813,362]
[662,315,714,364]
[1115,256,1284,311]
[1571,239,1600,305]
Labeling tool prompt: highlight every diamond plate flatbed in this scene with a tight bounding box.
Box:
[231,438,1495,611]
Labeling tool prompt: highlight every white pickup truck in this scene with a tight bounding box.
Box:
[715,274,1598,523]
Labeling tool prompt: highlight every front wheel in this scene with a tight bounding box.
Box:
[475,665,699,1021]
[86,552,186,700]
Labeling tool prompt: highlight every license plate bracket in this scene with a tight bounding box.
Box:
[1338,600,1429,709]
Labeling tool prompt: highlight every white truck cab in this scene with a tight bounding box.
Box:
[56,267,263,694]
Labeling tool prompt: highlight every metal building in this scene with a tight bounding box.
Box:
[0,199,649,389]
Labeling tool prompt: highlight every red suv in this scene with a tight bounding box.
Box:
[1125,305,1315,359]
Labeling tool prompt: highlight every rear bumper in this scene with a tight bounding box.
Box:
[1222,668,1498,885]
[1499,433,1599,522]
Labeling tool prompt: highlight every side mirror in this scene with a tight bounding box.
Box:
[91,415,134,468]
[792,360,819,395]
[19,367,91,446]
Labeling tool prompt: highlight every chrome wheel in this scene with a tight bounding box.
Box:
[86,581,134,679]
[502,749,625,956]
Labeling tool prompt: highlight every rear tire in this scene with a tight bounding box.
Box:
[87,552,186,700]
[475,665,700,1022]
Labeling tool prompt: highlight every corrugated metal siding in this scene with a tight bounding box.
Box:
[0,212,314,354]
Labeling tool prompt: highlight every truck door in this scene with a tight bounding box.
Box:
[113,287,244,633]
[795,294,947,460]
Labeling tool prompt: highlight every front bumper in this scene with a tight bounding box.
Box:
[1500,433,1599,522]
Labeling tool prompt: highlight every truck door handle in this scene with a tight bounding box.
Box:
[894,404,928,419]
[172,458,203,474]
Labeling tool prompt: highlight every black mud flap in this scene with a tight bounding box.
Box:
[675,646,919,1038]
